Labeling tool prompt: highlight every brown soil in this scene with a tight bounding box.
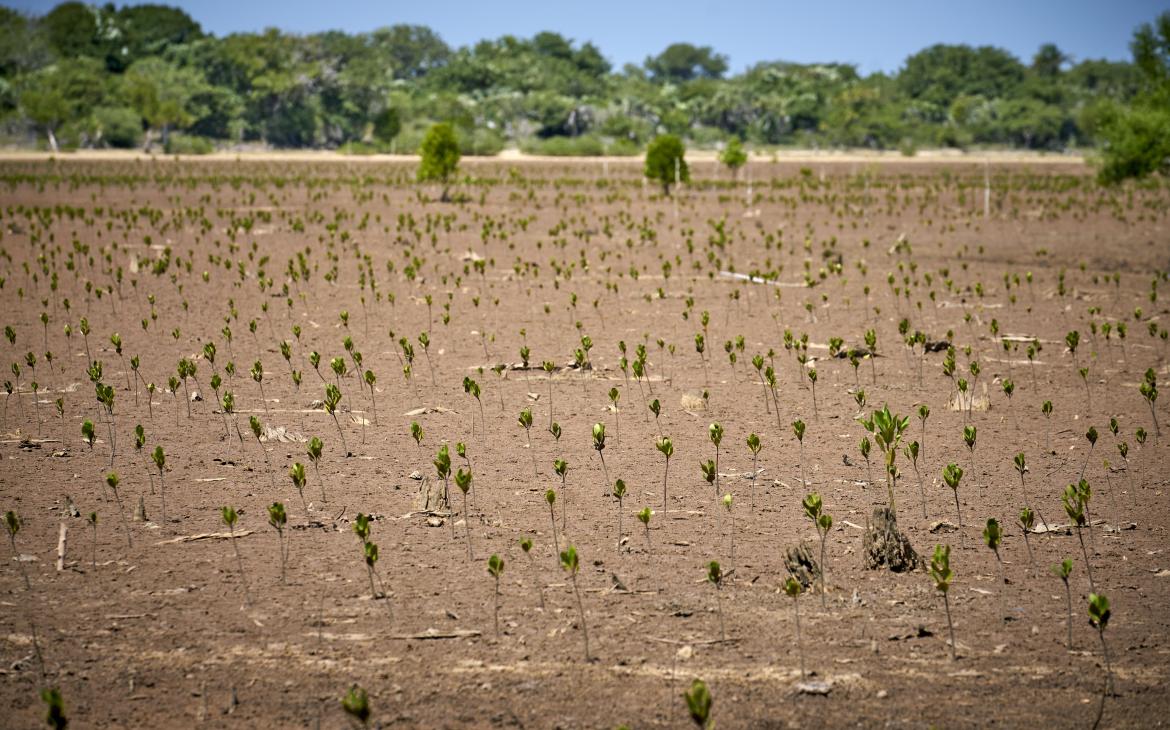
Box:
[0,157,1167,729]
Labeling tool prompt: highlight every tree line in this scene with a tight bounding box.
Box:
[0,3,1167,179]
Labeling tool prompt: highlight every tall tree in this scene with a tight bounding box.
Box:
[645,43,729,82]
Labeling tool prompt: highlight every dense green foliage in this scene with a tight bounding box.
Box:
[1095,13,1170,183]
[0,2,1162,169]
[645,135,689,194]
[417,122,460,199]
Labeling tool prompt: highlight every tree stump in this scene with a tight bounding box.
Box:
[412,476,449,513]
[863,507,920,572]
[784,542,820,589]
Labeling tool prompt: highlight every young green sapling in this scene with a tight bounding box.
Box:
[5,510,30,589]
[518,408,537,476]
[267,502,288,584]
[455,468,474,560]
[684,678,712,729]
[802,492,832,608]
[707,560,726,642]
[487,554,504,637]
[560,545,590,660]
[783,575,806,677]
[656,436,674,514]
[943,463,964,527]
[221,505,250,607]
[1053,558,1074,651]
[612,479,627,552]
[930,544,957,660]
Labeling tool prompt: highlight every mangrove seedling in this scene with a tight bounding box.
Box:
[684,678,712,729]
[859,435,873,487]
[807,368,819,418]
[549,421,562,456]
[930,544,957,660]
[1013,452,1048,531]
[707,560,726,641]
[463,376,485,437]
[487,554,505,638]
[1089,592,1114,721]
[864,328,878,383]
[308,437,327,502]
[542,360,556,428]
[984,517,1007,619]
[905,440,927,519]
[411,421,424,448]
[1042,400,1054,451]
[553,458,569,529]
[251,360,270,418]
[746,433,762,508]
[105,472,131,547]
[943,463,964,527]
[87,512,97,571]
[560,545,591,660]
[963,425,978,487]
[545,489,560,557]
[1080,426,1098,481]
[455,468,474,560]
[917,403,931,468]
[656,436,674,514]
[520,537,545,609]
[1062,482,1096,591]
[592,422,609,485]
[792,419,807,487]
[1018,507,1035,564]
[871,405,910,516]
[608,387,621,444]
[363,370,378,425]
[152,446,167,525]
[518,408,537,476]
[363,541,381,600]
[5,510,30,589]
[700,459,716,496]
[708,422,723,492]
[323,383,348,454]
[649,398,662,435]
[612,479,627,552]
[289,462,309,517]
[638,507,652,553]
[1053,558,1074,651]
[41,687,67,730]
[784,574,806,677]
[1139,368,1160,438]
[802,492,833,607]
[221,505,250,607]
[722,493,735,565]
[267,502,288,584]
[341,685,370,728]
[82,419,95,450]
[249,415,276,489]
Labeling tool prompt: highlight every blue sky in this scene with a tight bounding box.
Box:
[7,0,1166,73]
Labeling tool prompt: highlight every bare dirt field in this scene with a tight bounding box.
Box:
[0,156,1168,729]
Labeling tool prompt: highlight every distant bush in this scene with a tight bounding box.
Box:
[521,135,605,156]
[93,107,142,149]
[164,134,214,155]
[459,128,505,156]
[689,125,727,147]
[606,138,642,156]
[1097,104,1170,183]
[339,141,382,156]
